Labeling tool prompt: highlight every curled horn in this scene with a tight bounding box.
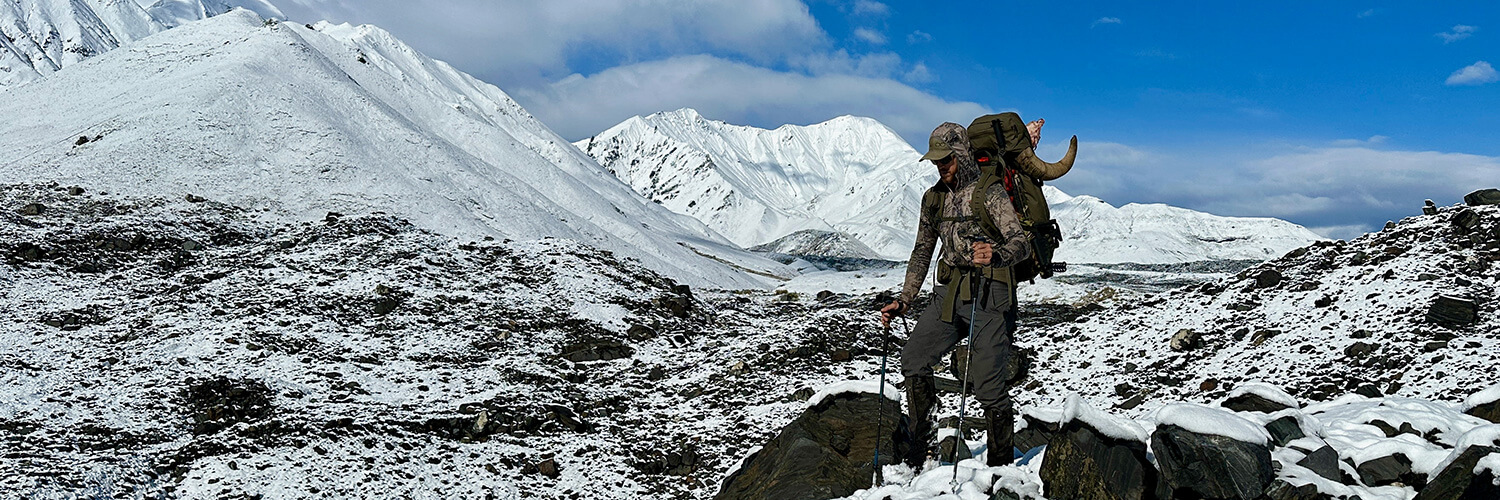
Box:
[1016,135,1078,181]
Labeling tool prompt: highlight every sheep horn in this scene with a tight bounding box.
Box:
[1016,135,1077,181]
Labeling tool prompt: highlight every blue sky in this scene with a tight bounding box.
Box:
[275,0,1497,238]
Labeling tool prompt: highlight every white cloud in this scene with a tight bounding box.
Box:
[1330,135,1388,147]
[790,50,902,78]
[1091,17,1122,28]
[852,0,888,16]
[273,0,826,86]
[512,55,989,147]
[1357,9,1379,19]
[907,30,932,44]
[853,27,887,45]
[902,62,933,84]
[1446,61,1499,86]
[1436,25,1477,43]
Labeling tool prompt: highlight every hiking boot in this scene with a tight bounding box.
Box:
[903,375,937,467]
[985,406,1014,467]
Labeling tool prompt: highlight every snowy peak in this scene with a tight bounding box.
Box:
[578,109,932,260]
[140,0,285,28]
[0,10,788,288]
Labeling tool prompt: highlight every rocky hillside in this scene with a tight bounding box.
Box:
[1015,200,1497,414]
[0,183,901,499]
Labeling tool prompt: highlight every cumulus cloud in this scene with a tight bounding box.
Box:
[512,55,989,146]
[273,0,826,86]
[1091,17,1121,28]
[1436,25,1477,43]
[853,27,887,45]
[1446,61,1498,86]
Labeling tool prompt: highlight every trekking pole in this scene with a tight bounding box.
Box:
[952,271,984,486]
[871,321,891,486]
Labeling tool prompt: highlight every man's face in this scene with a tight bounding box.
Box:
[933,154,958,185]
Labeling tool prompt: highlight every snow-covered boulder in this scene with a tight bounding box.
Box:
[715,388,908,500]
[1221,383,1300,414]
[1038,396,1161,500]
[1464,384,1500,424]
[1151,404,1276,499]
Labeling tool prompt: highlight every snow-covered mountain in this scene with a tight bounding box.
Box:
[0,9,788,288]
[1047,186,1327,264]
[580,110,1324,265]
[0,0,281,88]
[576,109,931,260]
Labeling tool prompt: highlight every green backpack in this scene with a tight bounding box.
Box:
[966,112,1069,282]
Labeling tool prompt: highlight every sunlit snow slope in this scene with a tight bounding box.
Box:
[577,109,933,260]
[0,10,788,288]
[1047,186,1327,264]
[0,0,281,88]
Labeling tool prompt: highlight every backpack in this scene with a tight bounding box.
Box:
[966,112,1065,282]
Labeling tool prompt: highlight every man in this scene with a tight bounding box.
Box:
[878,122,1035,468]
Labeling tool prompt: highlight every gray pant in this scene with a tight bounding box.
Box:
[901,281,1016,412]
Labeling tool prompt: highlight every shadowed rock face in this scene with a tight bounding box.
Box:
[1152,424,1274,500]
[714,392,910,500]
[1414,445,1500,500]
[1039,419,1160,500]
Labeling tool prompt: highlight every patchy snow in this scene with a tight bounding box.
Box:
[1154,403,1271,445]
[1227,382,1302,410]
[1478,452,1500,484]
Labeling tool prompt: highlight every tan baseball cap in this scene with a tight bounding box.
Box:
[921,122,966,161]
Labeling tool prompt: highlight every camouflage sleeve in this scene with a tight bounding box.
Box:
[985,186,1032,268]
[900,210,939,306]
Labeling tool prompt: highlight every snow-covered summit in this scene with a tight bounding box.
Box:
[576,108,933,260]
[0,10,788,288]
[580,111,1324,265]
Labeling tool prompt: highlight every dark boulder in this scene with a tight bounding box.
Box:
[1465,188,1500,206]
[1255,269,1283,289]
[1428,295,1478,325]
[1261,480,1335,500]
[1295,445,1341,482]
[1414,445,1500,500]
[1170,329,1201,351]
[1468,399,1500,424]
[19,203,45,216]
[1453,209,1480,232]
[1039,418,1158,500]
[715,392,910,500]
[1356,453,1425,488]
[1222,393,1295,414]
[1265,415,1306,447]
[1152,424,1274,499]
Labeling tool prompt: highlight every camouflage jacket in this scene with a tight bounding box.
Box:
[899,126,1031,308]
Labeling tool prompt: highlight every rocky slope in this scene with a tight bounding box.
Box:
[0,183,888,499]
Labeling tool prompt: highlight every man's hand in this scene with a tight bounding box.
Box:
[973,241,994,266]
[879,300,906,327]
